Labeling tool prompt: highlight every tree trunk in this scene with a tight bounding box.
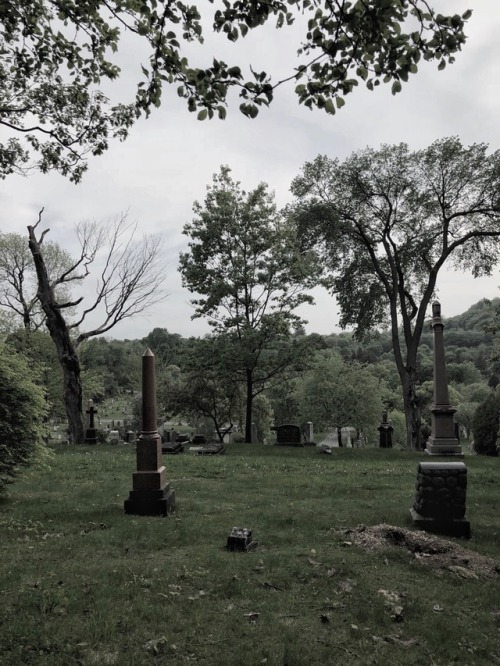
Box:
[401,367,421,451]
[28,226,85,444]
[245,368,253,443]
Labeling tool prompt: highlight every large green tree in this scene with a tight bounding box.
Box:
[162,336,243,442]
[179,166,316,442]
[0,342,49,493]
[297,350,384,442]
[1,2,470,181]
[291,137,500,449]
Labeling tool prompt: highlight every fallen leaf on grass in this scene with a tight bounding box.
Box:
[338,579,354,594]
[307,557,322,567]
[378,589,405,622]
[448,565,478,580]
[372,634,418,647]
[144,637,169,656]
[260,581,283,591]
[433,604,444,613]
[244,611,259,623]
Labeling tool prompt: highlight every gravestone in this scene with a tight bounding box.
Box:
[124,349,175,516]
[410,461,470,538]
[108,430,120,445]
[425,302,463,457]
[378,411,394,448]
[226,527,256,552]
[197,442,225,455]
[275,424,302,447]
[305,421,314,445]
[84,399,98,445]
[341,427,353,447]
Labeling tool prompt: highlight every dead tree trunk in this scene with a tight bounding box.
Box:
[28,224,85,444]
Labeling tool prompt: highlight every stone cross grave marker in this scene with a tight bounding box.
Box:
[84,399,98,445]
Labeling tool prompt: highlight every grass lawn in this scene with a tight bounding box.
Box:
[0,445,499,665]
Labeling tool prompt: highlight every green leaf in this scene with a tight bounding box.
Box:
[197,108,208,121]
[391,80,402,95]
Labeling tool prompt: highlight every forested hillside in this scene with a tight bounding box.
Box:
[4,298,499,449]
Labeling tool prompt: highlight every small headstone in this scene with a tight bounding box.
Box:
[251,422,258,444]
[305,421,314,445]
[226,527,257,552]
[191,434,207,445]
[378,410,394,448]
[410,461,470,538]
[275,424,302,447]
[109,429,120,445]
[162,440,184,454]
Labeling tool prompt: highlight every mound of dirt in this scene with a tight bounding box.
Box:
[344,524,500,578]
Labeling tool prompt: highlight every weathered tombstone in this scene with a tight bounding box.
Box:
[410,461,470,538]
[126,430,136,444]
[84,399,98,445]
[305,421,314,445]
[124,349,175,516]
[425,302,463,457]
[197,442,225,455]
[162,433,185,455]
[378,410,394,448]
[275,424,302,447]
[108,429,120,445]
[339,427,351,447]
[251,422,258,444]
[226,527,257,552]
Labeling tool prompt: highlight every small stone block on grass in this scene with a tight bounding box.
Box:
[198,443,225,455]
[226,527,257,552]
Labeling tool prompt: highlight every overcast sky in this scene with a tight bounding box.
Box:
[2,0,500,340]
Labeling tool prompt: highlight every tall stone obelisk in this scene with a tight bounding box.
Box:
[425,302,463,457]
[124,349,175,515]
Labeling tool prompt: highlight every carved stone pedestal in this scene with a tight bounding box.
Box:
[410,462,470,538]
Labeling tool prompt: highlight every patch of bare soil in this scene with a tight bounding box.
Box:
[344,524,500,578]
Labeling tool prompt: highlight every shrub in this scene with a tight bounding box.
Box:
[471,390,500,456]
[0,343,50,493]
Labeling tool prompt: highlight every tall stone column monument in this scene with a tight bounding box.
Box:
[425,302,463,457]
[124,349,175,516]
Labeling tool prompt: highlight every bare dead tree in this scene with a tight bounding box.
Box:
[27,210,167,444]
[0,230,74,330]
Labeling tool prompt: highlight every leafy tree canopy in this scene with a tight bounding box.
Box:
[2,1,470,181]
[0,342,50,492]
[290,137,500,449]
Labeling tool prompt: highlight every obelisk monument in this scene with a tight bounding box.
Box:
[124,349,175,515]
[425,302,463,457]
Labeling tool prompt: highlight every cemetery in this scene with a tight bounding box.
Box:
[1,3,500,663]
[1,313,500,666]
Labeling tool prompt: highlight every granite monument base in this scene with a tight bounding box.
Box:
[410,507,470,539]
[124,483,175,516]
